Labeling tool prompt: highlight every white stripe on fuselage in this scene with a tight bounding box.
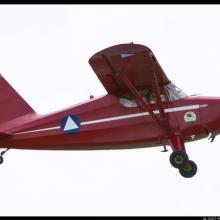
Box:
[14,104,207,135]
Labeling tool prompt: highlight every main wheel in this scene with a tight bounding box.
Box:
[179,160,197,178]
[170,150,189,168]
[0,156,3,165]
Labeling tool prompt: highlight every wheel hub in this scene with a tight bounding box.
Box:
[183,163,192,172]
[175,156,184,165]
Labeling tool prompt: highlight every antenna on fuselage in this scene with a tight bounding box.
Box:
[161,145,168,152]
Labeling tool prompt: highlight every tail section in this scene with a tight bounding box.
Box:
[0,74,35,124]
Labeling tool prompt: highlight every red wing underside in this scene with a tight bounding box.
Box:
[89,43,170,97]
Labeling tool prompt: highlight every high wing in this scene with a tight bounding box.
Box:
[89,43,172,136]
[89,43,170,97]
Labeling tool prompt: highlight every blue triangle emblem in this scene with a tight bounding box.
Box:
[60,115,80,135]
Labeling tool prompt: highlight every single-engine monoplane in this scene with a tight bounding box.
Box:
[0,43,217,178]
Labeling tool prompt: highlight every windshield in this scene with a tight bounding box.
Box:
[164,82,188,101]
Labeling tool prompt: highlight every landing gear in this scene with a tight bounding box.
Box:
[0,148,10,165]
[168,135,197,178]
[179,160,197,178]
[169,151,197,178]
[170,150,189,168]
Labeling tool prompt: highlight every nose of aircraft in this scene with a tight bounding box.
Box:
[199,97,220,135]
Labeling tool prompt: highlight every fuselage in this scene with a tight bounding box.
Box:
[0,95,219,150]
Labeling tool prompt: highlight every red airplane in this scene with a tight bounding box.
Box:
[0,43,218,178]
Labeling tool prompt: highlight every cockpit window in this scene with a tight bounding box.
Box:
[120,89,166,108]
[120,83,187,108]
[120,93,138,107]
[120,97,138,107]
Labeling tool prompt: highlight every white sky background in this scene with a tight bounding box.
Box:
[0,4,220,216]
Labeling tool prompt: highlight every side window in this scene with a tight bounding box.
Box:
[140,90,156,104]
[120,89,168,108]
[120,93,137,107]
[159,87,169,103]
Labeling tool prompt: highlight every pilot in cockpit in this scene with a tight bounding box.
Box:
[120,88,167,108]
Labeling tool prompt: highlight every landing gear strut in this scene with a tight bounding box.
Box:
[168,135,197,178]
[0,148,10,165]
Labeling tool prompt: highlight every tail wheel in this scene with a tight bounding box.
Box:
[170,150,189,168]
[0,156,3,165]
[179,160,197,178]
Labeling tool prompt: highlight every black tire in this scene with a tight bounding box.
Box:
[0,156,3,165]
[170,150,189,168]
[179,160,197,178]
